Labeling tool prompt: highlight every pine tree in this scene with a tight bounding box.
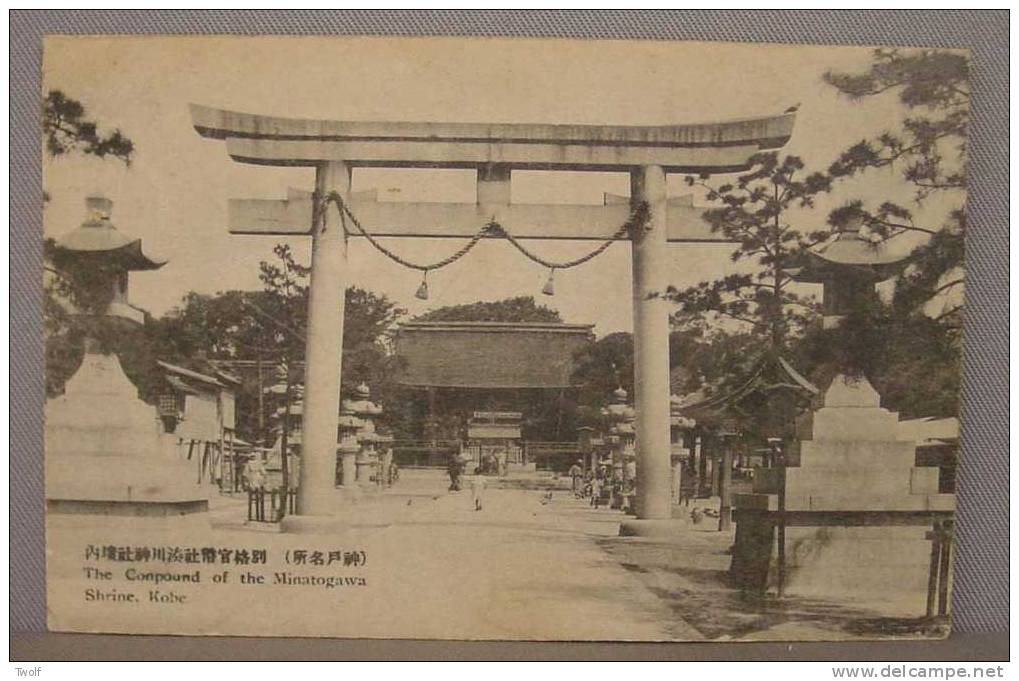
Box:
[669,153,831,353]
[824,48,968,325]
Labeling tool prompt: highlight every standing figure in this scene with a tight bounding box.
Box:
[569,460,583,496]
[380,446,394,486]
[496,448,508,477]
[447,454,463,492]
[679,460,698,507]
[470,467,487,511]
[244,458,267,492]
[590,474,603,508]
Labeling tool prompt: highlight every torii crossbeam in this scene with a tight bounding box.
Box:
[192,104,796,534]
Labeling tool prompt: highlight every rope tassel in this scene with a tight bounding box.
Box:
[542,268,556,296]
[415,272,429,301]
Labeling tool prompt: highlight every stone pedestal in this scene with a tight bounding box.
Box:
[355,453,373,484]
[731,375,954,615]
[45,351,209,519]
[354,452,381,493]
[338,452,361,494]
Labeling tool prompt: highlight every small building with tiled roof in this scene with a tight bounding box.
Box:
[156,360,242,488]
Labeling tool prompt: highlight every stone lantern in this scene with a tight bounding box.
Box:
[715,417,740,531]
[345,383,383,489]
[788,215,909,329]
[336,402,362,491]
[731,217,954,613]
[45,196,208,521]
[376,428,395,487]
[669,406,696,506]
[49,196,164,324]
[603,387,637,512]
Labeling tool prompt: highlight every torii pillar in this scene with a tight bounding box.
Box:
[628,166,674,523]
[191,105,796,534]
[296,161,351,522]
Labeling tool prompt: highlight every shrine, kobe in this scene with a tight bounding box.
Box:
[191,105,797,534]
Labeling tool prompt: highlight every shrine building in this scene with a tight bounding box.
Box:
[393,320,594,469]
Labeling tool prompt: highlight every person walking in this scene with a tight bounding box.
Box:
[496,448,508,477]
[568,460,583,496]
[679,460,697,507]
[447,454,463,492]
[590,473,603,509]
[380,446,394,486]
[470,466,487,511]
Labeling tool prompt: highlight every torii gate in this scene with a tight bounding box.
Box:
[191,104,796,534]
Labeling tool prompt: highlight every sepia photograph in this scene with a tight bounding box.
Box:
[40,34,968,642]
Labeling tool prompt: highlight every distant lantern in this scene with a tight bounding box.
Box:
[602,386,637,511]
[788,215,909,329]
[50,196,165,325]
[342,382,384,488]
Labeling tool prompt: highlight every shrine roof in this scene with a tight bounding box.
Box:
[399,321,595,334]
[165,375,199,395]
[395,321,594,389]
[213,368,243,386]
[672,355,819,419]
[158,361,227,390]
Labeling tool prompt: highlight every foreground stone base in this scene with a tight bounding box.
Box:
[618,518,687,538]
[279,513,391,535]
[46,506,212,534]
[731,376,955,617]
[334,485,364,502]
[279,486,392,534]
[784,525,934,600]
[46,351,212,523]
[280,514,353,535]
[48,498,208,517]
[731,515,948,616]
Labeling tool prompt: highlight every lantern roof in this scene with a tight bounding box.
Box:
[789,217,909,283]
[341,396,382,416]
[53,196,165,271]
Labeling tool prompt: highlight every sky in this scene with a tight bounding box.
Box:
[42,36,958,337]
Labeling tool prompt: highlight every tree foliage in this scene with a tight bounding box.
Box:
[796,295,960,419]
[825,48,968,322]
[568,328,759,421]
[571,331,634,413]
[810,48,968,418]
[414,296,562,324]
[669,153,830,350]
[153,244,407,440]
[43,90,134,164]
[45,240,409,440]
[42,88,140,393]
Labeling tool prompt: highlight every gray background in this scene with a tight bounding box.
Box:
[10,10,1008,659]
